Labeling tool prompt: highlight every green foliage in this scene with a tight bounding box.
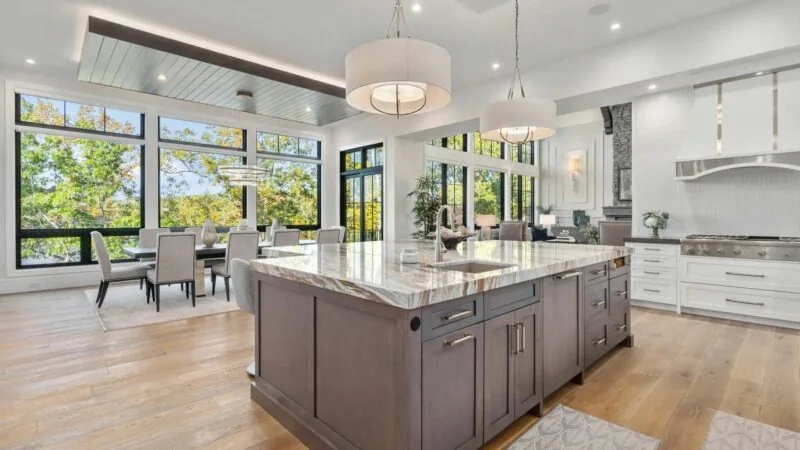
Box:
[408,174,441,239]
[581,224,600,244]
[474,169,502,222]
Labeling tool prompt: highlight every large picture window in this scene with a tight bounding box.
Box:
[474,168,505,225]
[15,94,144,268]
[256,158,320,228]
[473,132,504,159]
[511,175,535,223]
[426,161,467,226]
[341,144,384,243]
[427,134,467,152]
[257,132,320,159]
[159,117,244,150]
[511,142,535,164]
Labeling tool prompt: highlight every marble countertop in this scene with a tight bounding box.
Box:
[250,240,632,310]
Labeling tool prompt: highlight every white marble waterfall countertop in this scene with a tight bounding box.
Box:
[250,240,632,309]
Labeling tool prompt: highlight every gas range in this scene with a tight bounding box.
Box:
[681,234,800,261]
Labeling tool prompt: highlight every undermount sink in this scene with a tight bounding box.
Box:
[432,260,516,274]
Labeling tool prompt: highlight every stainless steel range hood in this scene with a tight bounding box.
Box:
[675,149,800,180]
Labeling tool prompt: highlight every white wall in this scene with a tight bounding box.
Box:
[633,88,800,237]
[0,67,333,294]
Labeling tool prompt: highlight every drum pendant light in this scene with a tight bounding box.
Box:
[480,0,556,144]
[345,0,452,117]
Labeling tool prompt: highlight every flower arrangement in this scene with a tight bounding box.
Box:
[642,211,670,239]
[581,224,599,244]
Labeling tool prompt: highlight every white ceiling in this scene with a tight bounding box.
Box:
[0,0,760,90]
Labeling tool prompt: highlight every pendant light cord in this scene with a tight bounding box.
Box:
[386,0,409,38]
[507,0,526,99]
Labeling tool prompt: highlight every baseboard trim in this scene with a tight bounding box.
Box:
[681,307,800,330]
[630,300,678,313]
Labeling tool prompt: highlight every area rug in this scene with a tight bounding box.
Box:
[85,277,239,331]
[509,405,660,450]
[703,411,800,449]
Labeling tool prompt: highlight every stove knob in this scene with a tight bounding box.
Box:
[733,249,742,256]
[758,250,767,257]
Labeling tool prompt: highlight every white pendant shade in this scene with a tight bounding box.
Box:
[346,38,452,116]
[480,97,557,144]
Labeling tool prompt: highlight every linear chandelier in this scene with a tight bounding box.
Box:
[345,0,452,117]
[480,0,556,144]
[218,164,268,187]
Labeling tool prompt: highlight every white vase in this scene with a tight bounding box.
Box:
[201,219,218,248]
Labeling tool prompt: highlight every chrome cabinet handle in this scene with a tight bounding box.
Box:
[444,334,475,347]
[615,324,627,331]
[643,288,661,293]
[725,271,766,278]
[643,259,661,263]
[643,271,661,275]
[520,323,526,353]
[554,271,582,280]
[511,324,519,355]
[592,337,607,346]
[590,269,607,276]
[726,298,765,306]
[440,310,472,322]
[591,300,607,307]
[644,248,662,251]
[614,291,628,298]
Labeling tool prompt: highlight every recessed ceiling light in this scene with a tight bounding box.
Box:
[236,90,253,100]
[492,62,500,70]
[157,74,167,81]
[25,58,36,65]
[755,71,765,76]
[648,84,658,91]
[610,23,621,31]
[305,107,312,112]
[411,3,422,12]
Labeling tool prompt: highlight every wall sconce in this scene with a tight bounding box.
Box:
[568,156,581,193]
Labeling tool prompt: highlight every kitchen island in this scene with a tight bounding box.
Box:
[249,240,633,450]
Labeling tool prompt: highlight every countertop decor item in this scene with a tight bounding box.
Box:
[642,211,670,239]
[480,0,556,144]
[408,174,442,239]
[581,224,600,244]
[573,210,590,227]
[345,0,451,117]
[475,215,497,241]
[201,218,218,248]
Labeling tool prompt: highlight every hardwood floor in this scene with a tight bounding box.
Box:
[1,288,798,449]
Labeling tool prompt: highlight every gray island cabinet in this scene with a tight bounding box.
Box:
[249,241,632,450]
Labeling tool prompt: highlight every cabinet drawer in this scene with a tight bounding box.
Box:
[584,262,609,285]
[681,282,800,323]
[609,275,630,316]
[609,256,631,279]
[585,320,609,368]
[628,243,679,256]
[484,281,539,319]
[422,295,484,341]
[680,257,800,293]
[632,266,677,280]
[632,255,678,268]
[631,278,676,305]
[608,311,630,348]
[584,281,608,325]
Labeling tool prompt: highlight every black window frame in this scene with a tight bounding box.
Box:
[473,167,506,227]
[511,142,535,165]
[427,161,467,227]
[255,131,322,161]
[340,144,385,242]
[511,174,536,223]
[428,134,468,152]
[254,156,322,233]
[473,131,505,159]
[157,116,246,152]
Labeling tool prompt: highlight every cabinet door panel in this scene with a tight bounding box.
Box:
[514,302,543,420]
[609,275,630,317]
[542,272,584,397]
[423,323,484,450]
[585,281,609,325]
[483,313,515,442]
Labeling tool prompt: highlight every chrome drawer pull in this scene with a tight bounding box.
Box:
[643,259,662,263]
[643,288,661,293]
[615,324,627,331]
[643,248,662,251]
[643,271,661,275]
[725,298,765,306]
[440,310,472,322]
[511,324,519,355]
[590,269,607,276]
[592,338,607,346]
[592,300,607,307]
[725,271,765,278]
[444,334,475,347]
[520,323,526,353]
[614,291,628,298]
[554,271,582,280]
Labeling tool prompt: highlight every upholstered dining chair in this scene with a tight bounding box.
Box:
[91,232,150,309]
[316,228,341,245]
[272,229,300,247]
[499,221,527,241]
[230,258,256,377]
[185,227,204,241]
[137,228,170,288]
[211,231,259,302]
[145,233,196,312]
[599,221,632,246]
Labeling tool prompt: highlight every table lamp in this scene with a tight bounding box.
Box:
[475,215,497,241]
[539,214,557,236]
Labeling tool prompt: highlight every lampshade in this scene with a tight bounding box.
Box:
[476,214,498,227]
[218,165,268,187]
[480,97,557,144]
[346,38,451,117]
[539,214,557,226]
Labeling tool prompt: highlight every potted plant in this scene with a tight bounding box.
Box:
[407,174,442,240]
[642,211,670,239]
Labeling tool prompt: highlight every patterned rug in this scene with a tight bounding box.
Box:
[84,277,239,331]
[704,411,800,449]
[509,405,660,450]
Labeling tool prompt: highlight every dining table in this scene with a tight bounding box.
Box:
[122,240,315,297]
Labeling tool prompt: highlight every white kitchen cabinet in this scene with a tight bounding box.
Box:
[626,242,680,312]
[722,76,774,155]
[778,69,800,151]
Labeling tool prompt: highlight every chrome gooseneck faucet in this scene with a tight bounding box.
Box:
[434,205,455,263]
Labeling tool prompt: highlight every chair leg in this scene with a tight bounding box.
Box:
[224,277,230,302]
[211,272,217,296]
[95,282,104,304]
[155,285,161,313]
[185,282,190,299]
[140,278,143,290]
[191,281,196,308]
[97,282,110,308]
[146,281,151,304]
[180,282,183,292]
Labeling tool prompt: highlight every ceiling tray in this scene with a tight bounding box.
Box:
[675,149,800,180]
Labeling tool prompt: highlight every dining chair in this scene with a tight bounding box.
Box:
[230,258,256,377]
[499,221,527,241]
[334,226,347,243]
[272,229,300,247]
[599,221,632,246]
[91,232,150,309]
[211,231,259,302]
[137,228,171,288]
[316,228,342,245]
[145,233,196,312]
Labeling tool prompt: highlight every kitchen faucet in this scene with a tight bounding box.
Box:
[435,205,455,263]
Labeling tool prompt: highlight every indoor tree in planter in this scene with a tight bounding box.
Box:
[407,174,442,239]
